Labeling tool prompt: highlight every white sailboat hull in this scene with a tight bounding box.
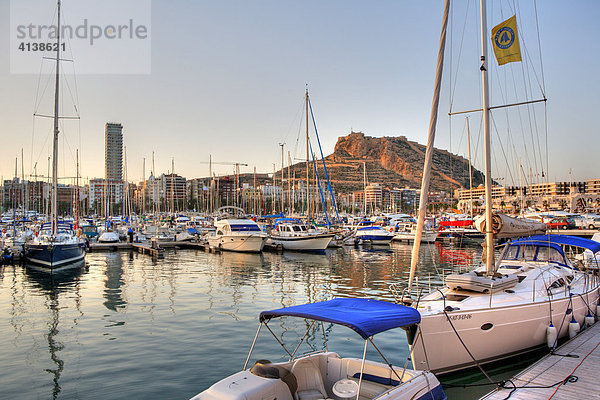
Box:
[410,287,599,374]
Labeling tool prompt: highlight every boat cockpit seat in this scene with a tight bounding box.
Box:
[291,358,330,400]
[250,360,298,398]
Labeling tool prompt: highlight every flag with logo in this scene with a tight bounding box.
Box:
[491,15,522,66]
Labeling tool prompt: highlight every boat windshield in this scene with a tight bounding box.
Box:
[230,224,261,232]
[505,244,566,265]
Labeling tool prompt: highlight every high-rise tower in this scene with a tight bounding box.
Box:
[105,122,123,181]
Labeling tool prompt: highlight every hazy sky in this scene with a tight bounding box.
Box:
[0,0,598,187]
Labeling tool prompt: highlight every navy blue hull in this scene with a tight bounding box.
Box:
[25,241,87,269]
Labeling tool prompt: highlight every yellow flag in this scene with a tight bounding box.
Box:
[491,15,522,66]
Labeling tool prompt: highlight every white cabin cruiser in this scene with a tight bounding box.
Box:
[98,230,120,243]
[207,207,267,253]
[267,218,334,251]
[354,221,394,245]
[191,298,446,400]
[392,222,437,243]
[406,235,600,375]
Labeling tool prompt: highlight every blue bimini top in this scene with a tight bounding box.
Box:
[513,235,600,253]
[259,298,421,339]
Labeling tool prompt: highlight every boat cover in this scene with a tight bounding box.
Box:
[274,218,301,226]
[513,235,600,253]
[259,298,420,339]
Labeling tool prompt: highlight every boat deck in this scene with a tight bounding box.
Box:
[480,321,600,400]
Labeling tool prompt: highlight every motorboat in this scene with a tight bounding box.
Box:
[98,230,120,243]
[354,221,394,245]
[392,222,437,243]
[207,207,267,252]
[191,298,446,400]
[406,235,600,374]
[267,218,334,251]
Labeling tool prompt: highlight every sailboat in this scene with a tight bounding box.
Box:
[403,0,600,375]
[25,0,87,269]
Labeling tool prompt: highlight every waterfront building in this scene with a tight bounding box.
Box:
[105,123,123,181]
[104,122,124,211]
[89,178,124,215]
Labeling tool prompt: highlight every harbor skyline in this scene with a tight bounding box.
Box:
[0,0,598,184]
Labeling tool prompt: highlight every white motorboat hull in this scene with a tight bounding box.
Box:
[393,231,438,243]
[208,235,266,252]
[268,234,333,251]
[98,231,120,243]
[411,288,599,374]
[192,352,446,400]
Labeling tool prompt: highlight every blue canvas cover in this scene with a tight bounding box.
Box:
[259,298,420,339]
[514,235,600,253]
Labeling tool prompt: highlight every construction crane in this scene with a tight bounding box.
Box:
[198,159,249,211]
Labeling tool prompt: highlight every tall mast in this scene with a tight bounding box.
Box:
[208,155,212,213]
[363,162,367,214]
[142,157,146,215]
[280,143,284,214]
[407,0,450,291]
[480,0,495,274]
[76,149,80,229]
[124,146,129,219]
[287,151,291,215]
[51,0,61,235]
[305,89,310,221]
[171,158,175,213]
[466,117,474,219]
[152,151,156,216]
[22,148,27,212]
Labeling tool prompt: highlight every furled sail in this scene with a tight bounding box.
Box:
[474,213,547,239]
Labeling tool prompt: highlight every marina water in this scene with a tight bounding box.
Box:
[1,243,534,399]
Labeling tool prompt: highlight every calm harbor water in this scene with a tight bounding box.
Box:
[0,243,534,399]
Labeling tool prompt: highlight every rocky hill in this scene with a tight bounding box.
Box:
[287,131,485,193]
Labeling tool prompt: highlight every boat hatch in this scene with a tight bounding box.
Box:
[446,294,469,302]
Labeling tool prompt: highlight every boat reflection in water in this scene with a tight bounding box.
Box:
[23,260,87,400]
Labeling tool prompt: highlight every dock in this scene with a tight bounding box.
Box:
[89,240,209,254]
[89,240,283,255]
[480,321,600,400]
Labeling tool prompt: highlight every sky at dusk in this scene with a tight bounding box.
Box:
[0,0,598,187]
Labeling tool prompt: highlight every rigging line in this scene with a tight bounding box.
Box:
[34,64,56,114]
[519,62,541,180]
[514,4,545,178]
[520,45,545,178]
[283,95,305,150]
[490,112,516,185]
[448,0,471,111]
[506,55,532,175]
[472,114,483,175]
[61,64,80,118]
[533,0,546,94]
[513,2,546,97]
[544,101,549,178]
[62,9,82,110]
[292,99,305,170]
[490,50,518,185]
